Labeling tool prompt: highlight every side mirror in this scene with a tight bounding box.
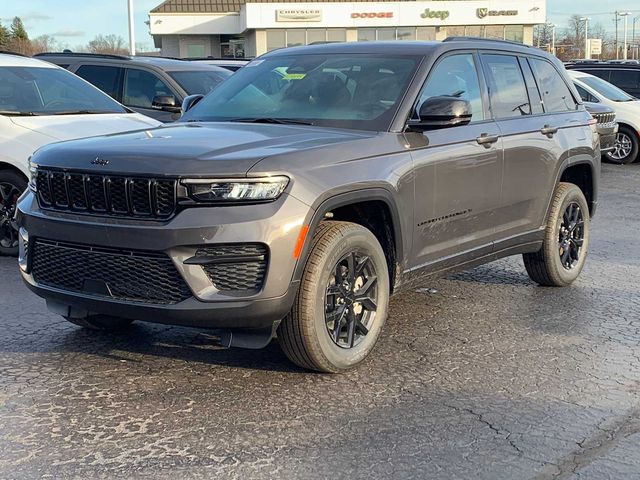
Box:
[151,95,180,112]
[409,96,472,131]
[181,94,204,115]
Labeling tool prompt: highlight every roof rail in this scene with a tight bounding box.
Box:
[0,50,26,57]
[33,52,132,60]
[443,36,532,48]
[181,56,250,61]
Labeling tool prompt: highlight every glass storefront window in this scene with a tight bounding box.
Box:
[465,26,484,37]
[445,26,465,37]
[416,27,436,41]
[485,25,505,40]
[307,29,326,44]
[358,28,376,42]
[287,29,305,47]
[267,29,286,51]
[377,28,396,41]
[326,29,346,42]
[504,25,524,43]
[397,27,415,41]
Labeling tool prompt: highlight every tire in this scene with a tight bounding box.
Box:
[64,315,135,331]
[523,182,590,287]
[0,169,28,256]
[606,126,639,165]
[278,221,390,373]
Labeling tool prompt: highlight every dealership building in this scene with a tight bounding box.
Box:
[149,0,546,58]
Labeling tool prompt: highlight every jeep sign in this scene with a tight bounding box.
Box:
[420,9,450,20]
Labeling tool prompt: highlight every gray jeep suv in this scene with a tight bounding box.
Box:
[17,39,600,372]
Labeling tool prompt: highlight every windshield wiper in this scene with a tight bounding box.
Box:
[0,111,42,116]
[51,110,112,115]
[228,117,315,126]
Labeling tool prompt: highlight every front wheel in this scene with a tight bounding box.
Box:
[606,126,639,165]
[523,182,590,287]
[278,221,390,373]
[0,170,27,256]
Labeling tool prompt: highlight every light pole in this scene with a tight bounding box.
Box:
[634,16,640,60]
[549,23,556,56]
[580,17,589,59]
[620,12,631,60]
[128,0,136,56]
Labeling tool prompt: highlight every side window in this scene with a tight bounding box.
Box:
[417,53,484,122]
[518,57,544,114]
[583,69,611,82]
[574,84,598,103]
[75,65,123,100]
[481,54,531,118]
[610,70,640,90]
[529,58,577,113]
[123,69,174,108]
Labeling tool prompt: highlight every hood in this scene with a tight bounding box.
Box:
[31,122,378,177]
[583,101,614,115]
[10,113,161,142]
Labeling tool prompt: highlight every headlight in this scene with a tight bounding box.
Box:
[182,176,289,203]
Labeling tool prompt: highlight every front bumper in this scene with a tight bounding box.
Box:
[17,191,311,330]
[597,122,618,153]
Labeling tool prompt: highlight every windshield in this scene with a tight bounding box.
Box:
[180,54,421,131]
[169,70,232,95]
[0,66,127,116]
[579,75,635,102]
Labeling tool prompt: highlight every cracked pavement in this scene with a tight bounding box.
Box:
[1,163,640,479]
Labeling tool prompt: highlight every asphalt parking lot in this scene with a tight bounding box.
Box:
[1,163,639,479]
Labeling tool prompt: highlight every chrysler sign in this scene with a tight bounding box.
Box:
[276,9,322,22]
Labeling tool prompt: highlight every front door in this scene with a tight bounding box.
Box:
[409,52,502,269]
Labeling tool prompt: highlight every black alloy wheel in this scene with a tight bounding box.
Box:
[325,251,378,349]
[558,202,585,270]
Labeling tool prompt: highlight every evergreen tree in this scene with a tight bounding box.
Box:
[0,22,10,49]
[10,17,28,41]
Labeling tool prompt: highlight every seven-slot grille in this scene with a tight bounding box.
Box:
[31,239,192,304]
[195,244,268,292]
[592,112,616,125]
[35,168,177,219]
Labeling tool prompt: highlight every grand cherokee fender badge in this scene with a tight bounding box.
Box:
[91,157,109,166]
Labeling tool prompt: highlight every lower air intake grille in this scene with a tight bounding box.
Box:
[195,244,268,292]
[31,239,192,304]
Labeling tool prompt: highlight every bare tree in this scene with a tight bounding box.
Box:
[30,35,60,54]
[534,23,555,52]
[87,34,128,55]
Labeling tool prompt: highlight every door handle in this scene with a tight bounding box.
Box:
[476,133,499,147]
[540,125,559,137]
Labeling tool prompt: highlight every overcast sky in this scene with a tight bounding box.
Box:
[0,0,639,50]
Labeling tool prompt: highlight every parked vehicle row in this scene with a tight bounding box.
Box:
[17,39,600,372]
[0,53,161,254]
[34,53,232,122]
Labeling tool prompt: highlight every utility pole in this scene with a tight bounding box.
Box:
[620,12,631,60]
[548,23,556,56]
[634,16,640,60]
[580,17,589,59]
[128,0,136,56]
[615,11,619,59]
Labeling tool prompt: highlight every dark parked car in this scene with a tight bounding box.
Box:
[583,102,617,155]
[566,62,640,99]
[18,39,599,372]
[34,53,231,122]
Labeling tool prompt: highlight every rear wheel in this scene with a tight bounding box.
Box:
[0,170,27,256]
[278,221,390,373]
[606,126,639,164]
[64,315,135,331]
[523,182,590,287]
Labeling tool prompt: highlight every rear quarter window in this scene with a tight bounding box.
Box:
[610,70,640,90]
[529,58,577,113]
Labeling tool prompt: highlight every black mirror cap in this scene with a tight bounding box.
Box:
[181,94,205,114]
[410,95,473,131]
[152,95,180,112]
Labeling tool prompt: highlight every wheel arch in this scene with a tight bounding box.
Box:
[0,161,29,181]
[556,160,597,217]
[293,188,405,293]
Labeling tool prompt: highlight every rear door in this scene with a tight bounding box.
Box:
[609,69,640,98]
[73,64,124,102]
[409,51,502,268]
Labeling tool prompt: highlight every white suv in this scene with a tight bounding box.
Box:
[568,70,640,164]
[0,53,161,255]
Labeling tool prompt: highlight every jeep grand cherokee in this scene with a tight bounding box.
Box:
[17,39,600,372]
